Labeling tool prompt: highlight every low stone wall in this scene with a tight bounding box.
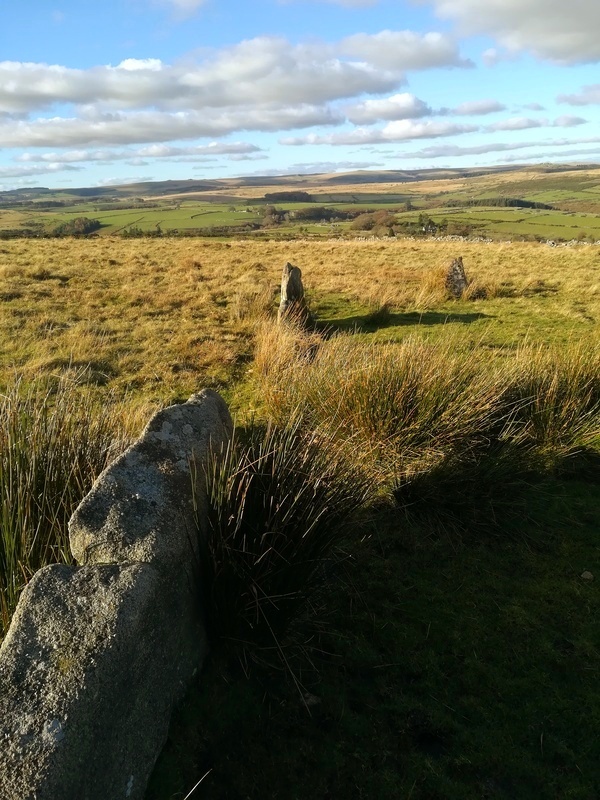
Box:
[0,389,233,800]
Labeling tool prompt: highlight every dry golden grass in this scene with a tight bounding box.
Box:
[1,237,599,406]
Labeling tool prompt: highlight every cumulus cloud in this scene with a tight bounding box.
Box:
[340,30,472,70]
[96,175,154,186]
[245,160,384,176]
[16,141,262,163]
[452,100,506,116]
[499,147,600,163]
[0,30,475,153]
[346,93,432,124]
[0,106,342,148]
[481,48,499,67]
[487,115,588,131]
[553,115,587,127]
[396,135,600,159]
[227,154,269,162]
[0,163,81,178]
[397,142,539,159]
[558,84,600,105]
[281,120,478,146]
[486,117,544,132]
[0,37,407,116]
[424,0,600,64]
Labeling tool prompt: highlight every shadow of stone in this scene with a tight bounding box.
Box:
[316,310,492,335]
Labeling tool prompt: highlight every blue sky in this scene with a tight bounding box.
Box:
[2,0,600,190]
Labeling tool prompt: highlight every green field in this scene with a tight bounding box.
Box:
[1,166,600,800]
[2,163,600,241]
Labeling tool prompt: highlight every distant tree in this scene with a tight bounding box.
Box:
[351,210,396,231]
[52,217,101,237]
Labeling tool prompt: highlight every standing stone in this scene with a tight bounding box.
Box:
[278,262,313,326]
[445,257,469,298]
[0,389,233,800]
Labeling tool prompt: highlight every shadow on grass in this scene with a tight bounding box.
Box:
[146,477,600,800]
[316,309,492,335]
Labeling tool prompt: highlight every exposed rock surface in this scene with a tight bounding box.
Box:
[70,388,232,568]
[0,389,233,800]
[445,256,469,298]
[278,261,314,326]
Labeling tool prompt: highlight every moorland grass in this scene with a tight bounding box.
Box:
[1,238,599,407]
[254,322,600,504]
[148,478,600,800]
[0,374,140,640]
[201,421,372,650]
[0,233,599,797]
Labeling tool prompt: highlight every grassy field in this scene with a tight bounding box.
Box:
[1,222,599,798]
[1,237,599,404]
[147,479,600,800]
[3,164,600,240]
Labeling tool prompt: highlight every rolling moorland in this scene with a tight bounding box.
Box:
[3,163,600,242]
[1,164,599,799]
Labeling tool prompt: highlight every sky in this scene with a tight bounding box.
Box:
[2,0,600,190]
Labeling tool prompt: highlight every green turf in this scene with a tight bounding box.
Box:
[146,478,600,800]
[5,165,600,241]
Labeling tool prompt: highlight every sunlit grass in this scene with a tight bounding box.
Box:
[0,373,145,640]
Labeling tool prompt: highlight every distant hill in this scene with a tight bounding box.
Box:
[2,164,576,203]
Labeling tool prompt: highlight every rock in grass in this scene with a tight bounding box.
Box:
[0,389,233,800]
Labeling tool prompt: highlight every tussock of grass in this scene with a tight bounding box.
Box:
[201,420,372,649]
[0,374,140,639]
[229,283,277,323]
[254,321,600,524]
[507,342,600,468]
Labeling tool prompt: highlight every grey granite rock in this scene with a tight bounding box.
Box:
[0,389,233,800]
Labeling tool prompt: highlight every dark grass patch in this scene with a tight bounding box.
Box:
[146,479,600,800]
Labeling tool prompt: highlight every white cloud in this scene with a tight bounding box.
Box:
[340,30,472,70]
[481,47,518,67]
[481,48,499,67]
[96,175,154,186]
[558,85,600,105]
[424,0,600,64]
[0,107,342,148]
[0,38,403,116]
[453,100,506,116]
[282,120,478,146]
[500,147,600,163]
[553,115,587,127]
[346,93,432,124]
[227,154,269,162]
[16,141,262,163]
[397,135,600,159]
[0,163,81,178]
[486,115,588,132]
[486,117,544,132]
[245,160,384,177]
[116,58,163,72]
[0,31,475,152]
